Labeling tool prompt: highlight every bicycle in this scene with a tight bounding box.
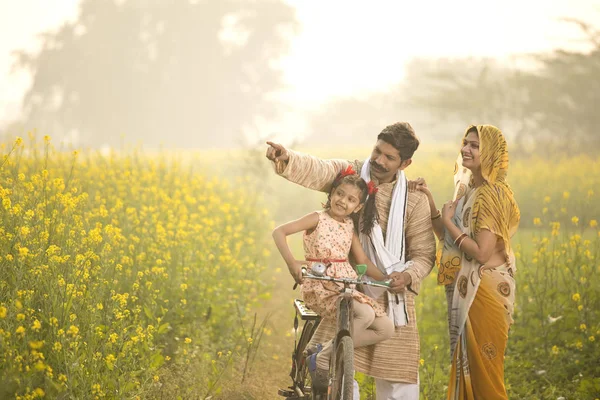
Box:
[278,263,391,400]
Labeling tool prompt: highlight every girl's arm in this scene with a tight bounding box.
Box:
[272,212,320,284]
[350,233,387,281]
[441,200,498,264]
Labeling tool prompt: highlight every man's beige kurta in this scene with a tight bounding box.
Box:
[275,151,436,383]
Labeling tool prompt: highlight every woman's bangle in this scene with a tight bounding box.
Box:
[431,210,441,220]
[457,235,468,250]
[454,233,467,245]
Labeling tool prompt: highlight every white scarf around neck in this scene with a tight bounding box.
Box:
[359,159,411,326]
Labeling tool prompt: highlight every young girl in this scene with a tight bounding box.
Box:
[272,166,394,388]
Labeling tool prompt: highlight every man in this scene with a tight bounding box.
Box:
[266,122,436,399]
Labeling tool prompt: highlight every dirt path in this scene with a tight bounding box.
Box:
[221,238,305,399]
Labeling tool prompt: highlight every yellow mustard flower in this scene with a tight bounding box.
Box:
[29,341,44,349]
[67,325,79,337]
[31,320,41,331]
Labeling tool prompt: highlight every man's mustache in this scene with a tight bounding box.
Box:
[370,160,388,172]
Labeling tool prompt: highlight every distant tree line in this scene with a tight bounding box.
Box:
[305,19,600,156]
[8,0,297,148]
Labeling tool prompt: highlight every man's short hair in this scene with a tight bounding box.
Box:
[377,122,420,160]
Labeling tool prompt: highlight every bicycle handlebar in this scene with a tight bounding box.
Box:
[300,267,391,289]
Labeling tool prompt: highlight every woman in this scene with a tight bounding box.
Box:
[409,125,520,399]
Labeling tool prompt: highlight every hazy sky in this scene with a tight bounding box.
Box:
[282,1,597,101]
[0,0,597,128]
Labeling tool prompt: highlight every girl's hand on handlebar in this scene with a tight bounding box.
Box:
[288,260,309,285]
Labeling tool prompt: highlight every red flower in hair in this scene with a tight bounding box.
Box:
[339,165,356,178]
[367,181,378,195]
[334,165,357,183]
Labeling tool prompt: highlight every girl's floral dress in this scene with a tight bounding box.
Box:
[301,210,386,319]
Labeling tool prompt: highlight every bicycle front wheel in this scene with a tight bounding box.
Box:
[329,335,354,400]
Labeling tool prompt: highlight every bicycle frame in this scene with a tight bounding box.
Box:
[278,265,391,400]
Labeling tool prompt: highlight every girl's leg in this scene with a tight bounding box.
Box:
[352,301,394,348]
[315,300,393,370]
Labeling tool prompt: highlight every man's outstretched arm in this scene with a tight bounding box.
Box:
[266,141,358,192]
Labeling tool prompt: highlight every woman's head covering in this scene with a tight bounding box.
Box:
[477,125,509,184]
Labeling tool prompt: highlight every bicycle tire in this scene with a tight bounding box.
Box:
[329,335,354,400]
[336,296,352,334]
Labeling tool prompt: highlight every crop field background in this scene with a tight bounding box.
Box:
[0,139,598,399]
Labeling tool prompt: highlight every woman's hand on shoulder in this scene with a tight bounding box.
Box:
[408,177,431,196]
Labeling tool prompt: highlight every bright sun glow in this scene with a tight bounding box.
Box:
[0,0,596,125]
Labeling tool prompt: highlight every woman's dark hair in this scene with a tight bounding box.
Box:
[466,126,478,136]
[324,172,378,235]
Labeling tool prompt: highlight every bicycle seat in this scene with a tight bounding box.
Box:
[294,299,320,320]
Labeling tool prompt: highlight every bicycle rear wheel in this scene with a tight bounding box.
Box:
[329,335,354,400]
[295,320,319,389]
[288,319,319,398]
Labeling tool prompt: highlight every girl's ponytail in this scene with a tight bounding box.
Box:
[360,190,378,235]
